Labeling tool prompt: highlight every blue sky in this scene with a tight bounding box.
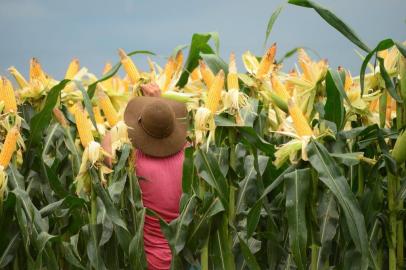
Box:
[0,0,405,80]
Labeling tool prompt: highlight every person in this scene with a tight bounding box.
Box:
[103,82,187,270]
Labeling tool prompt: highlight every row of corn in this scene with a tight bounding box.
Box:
[0,43,404,198]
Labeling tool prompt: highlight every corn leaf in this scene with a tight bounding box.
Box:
[285,168,311,270]
[288,0,370,52]
[307,140,369,270]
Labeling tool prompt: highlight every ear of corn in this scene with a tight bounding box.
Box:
[271,73,290,102]
[53,108,68,127]
[118,48,140,84]
[288,98,313,137]
[206,70,225,113]
[175,50,184,74]
[227,52,239,90]
[101,62,114,90]
[256,43,277,78]
[162,57,176,92]
[92,106,105,124]
[0,77,18,113]
[298,49,314,82]
[190,67,200,81]
[29,58,47,83]
[199,60,215,88]
[74,103,94,148]
[65,58,80,79]
[97,88,119,126]
[0,127,19,169]
[8,67,29,88]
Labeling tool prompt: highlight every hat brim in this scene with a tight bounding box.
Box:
[124,96,187,157]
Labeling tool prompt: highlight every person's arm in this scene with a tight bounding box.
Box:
[101,132,113,168]
[140,82,161,97]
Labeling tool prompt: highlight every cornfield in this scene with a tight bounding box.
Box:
[1,1,406,269]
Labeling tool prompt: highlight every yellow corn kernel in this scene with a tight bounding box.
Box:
[0,77,18,113]
[118,48,140,84]
[65,58,80,79]
[174,50,184,74]
[8,66,29,88]
[270,73,290,102]
[369,99,379,112]
[29,58,47,83]
[0,127,19,169]
[74,103,94,148]
[227,52,239,90]
[162,57,176,92]
[288,99,313,137]
[256,43,277,78]
[98,89,119,126]
[199,60,215,88]
[190,67,200,81]
[206,70,225,113]
[92,106,105,124]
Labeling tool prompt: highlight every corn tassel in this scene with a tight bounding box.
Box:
[256,43,276,78]
[227,52,239,90]
[162,57,175,92]
[8,67,29,88]
[65,58,80,79]
[0,77,18,113]
[0,127,19,169]
[74,103,94,148]
[271,73,290,102]
[98,88,119,126]
[288,98,313,137]
[199,60,215,88]
[206,70,225,113]
[118,48,140,84]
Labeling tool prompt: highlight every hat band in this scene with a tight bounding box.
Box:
[138,116,172,139]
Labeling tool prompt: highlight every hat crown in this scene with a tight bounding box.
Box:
[139,101,175,139]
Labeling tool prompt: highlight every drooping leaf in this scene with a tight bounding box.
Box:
[263,5,284,49]
[288,0,370,52]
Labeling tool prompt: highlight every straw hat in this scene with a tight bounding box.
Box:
[124,96,187,157]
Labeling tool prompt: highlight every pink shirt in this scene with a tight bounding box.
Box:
[136,149,184,270]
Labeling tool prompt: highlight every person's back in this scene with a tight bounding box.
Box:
[136,149,184,270]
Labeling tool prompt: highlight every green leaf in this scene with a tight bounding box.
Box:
[195,148,229,211]
[200,53,229,75]
[316,192,339,270]
[288,0,370,52]
[237,234,261,270]
[285,168,311,270]
[27,79,70,150]
[236,155,269,214]
[90,169,128,230]
[0,233,20,268]
[176,33,215,88]
[307,140,369,270]
[378,57,402,102]
[129,208,147,269]
[210,214,235,269]
[324,69,346,130]
[263,4,284,49]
